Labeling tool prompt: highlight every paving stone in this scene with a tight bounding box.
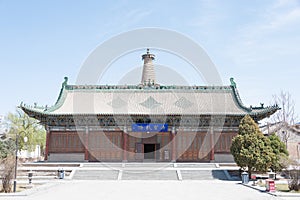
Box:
[124,163,173,168]
[181,170,228,180]
[176,163,216,168]
[82,163,123,168]
[72,170,119,180]
[122,170,178,180]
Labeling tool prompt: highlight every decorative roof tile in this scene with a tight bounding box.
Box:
[174,97,194,109]
[140,96,161,109]
[108,97,127,109]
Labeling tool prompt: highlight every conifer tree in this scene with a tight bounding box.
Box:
[231,115,275,177]
[269,133,289,173]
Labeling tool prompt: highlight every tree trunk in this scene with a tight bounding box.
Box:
[248,166,252,180]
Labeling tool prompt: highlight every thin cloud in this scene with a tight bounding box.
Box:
[239,0,300,39]
[267,7,300,30]
[227,0,300,67]
[187,0,226,29]
[121,9,153,28]
[96,8,153,38]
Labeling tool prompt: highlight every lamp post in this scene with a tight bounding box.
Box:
[13,132,27,193]
[13,133,18,193]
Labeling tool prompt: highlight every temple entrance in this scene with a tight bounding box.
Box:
[144,144,156,159]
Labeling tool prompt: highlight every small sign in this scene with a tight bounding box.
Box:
[164,150,170,160]
[131,123,168,132]
[269,182,275,192]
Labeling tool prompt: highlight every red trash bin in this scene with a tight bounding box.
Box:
[265,179,275,192]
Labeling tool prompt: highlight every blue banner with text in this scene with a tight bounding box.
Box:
[131,123,168,132]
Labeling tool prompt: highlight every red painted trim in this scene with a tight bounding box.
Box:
[84,128,89,161]
[210,131,215,161]
[123,131,128,161]
[171,132,176,161]
[45,129,50,160]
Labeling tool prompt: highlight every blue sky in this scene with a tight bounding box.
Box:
[0,0,299,120]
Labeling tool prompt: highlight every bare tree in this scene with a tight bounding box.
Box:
[0,156,15,193]
[271,91,297,147]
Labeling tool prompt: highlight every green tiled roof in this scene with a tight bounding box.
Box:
[21,78,279,119]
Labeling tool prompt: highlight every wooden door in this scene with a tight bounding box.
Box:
[135,143,144,160]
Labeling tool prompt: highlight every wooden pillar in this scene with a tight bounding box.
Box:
[84,126,89,161]
[123,127,128,161]
[171,127,176,162]
[210,127,215,161]
[45,126,50,161]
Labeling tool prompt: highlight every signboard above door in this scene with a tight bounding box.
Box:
[131,123,168,132]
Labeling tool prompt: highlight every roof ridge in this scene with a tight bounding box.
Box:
[65,84,233,91]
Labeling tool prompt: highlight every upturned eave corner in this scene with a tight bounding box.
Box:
[229,78,252,113]
[229,77,280,119]
[54,76,68,105]
[19,77,70,117]
[43,77,69,113]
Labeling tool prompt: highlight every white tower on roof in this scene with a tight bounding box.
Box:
[141,49,156,85]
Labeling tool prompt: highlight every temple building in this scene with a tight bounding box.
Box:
[21,50,279,162]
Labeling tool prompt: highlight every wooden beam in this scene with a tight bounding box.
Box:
[171,127,176,162]
[45,126,50,161]
[123,127,128,161]
[210,128,215,161]
[84,127,89,161]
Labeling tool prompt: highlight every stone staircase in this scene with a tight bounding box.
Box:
[72,170,119,180]
[15,162,79,181]
[121,170,178,180]
[12,162,234,181]
[72,163,230,181]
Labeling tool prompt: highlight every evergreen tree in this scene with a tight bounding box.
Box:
[269,133,289,173]
[230,115,275,177]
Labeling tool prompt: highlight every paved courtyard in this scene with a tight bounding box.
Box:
[4,180,287,200]
[2,163,297,200]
